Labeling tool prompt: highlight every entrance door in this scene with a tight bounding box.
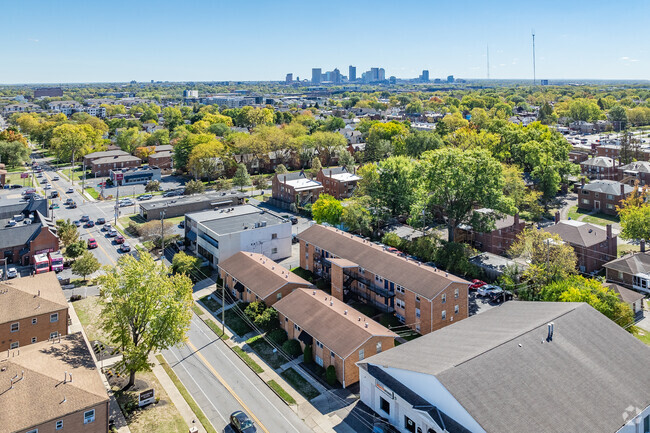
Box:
[594,201,600,211]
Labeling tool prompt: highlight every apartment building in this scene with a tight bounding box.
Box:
[298,225,469,335]
[0,333,109,433]
[0,272,69,351]
[83,149,131,165]
[272,170,323,206]
[316,167,361,199]
[455,210,526,256]
[90,154,141,176]
[604,242,650,294]
[619,161,650,186]
[219,252,313,306]
[578,179,633,215]
[275,288,397,388]
[580,156,618,180]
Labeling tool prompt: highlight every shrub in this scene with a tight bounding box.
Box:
[303,344,313,364]
[254,308,278,332]
[69,294,83,302]
[326,365,337,386]
[282,339,302,357]
[244,301,266,321]
[268,328,288,345]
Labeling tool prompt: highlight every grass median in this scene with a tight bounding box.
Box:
[205,318,229,340]
[232,347,264,373]
[267,380,296,405]
[155,354,218,433]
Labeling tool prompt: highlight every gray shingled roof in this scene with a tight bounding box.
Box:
[582,180,633,195]
[620,161,650,173]
[543,220,610,247]
[604,252,650,275]
[605,283,645,304]
[581,156,615,167]
[0,223,42,250]
[360,301,650,433]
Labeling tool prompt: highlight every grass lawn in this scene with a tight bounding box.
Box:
[267,380,296,405]
[246,335,288,369]
[635,328,650,346]
[199,294,221,312]
[69,166,88,182]
[567,206,619,227]
[619,243,641,257]
[232,347,264,373]
[205,319,229,340]
[222,305,254,336]
[113,369,188,433]
[73,297,109,343]
[85,187,100,199]
[156,355,218,433]
[290,267,315,282]
[349,302,379,319]
[4,171,32,187]
[191,304,204,316]
[165,216,185,225]
[280,368,320,401]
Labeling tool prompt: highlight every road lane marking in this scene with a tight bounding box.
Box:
[82,226,116,266]
[165,349,227,424]
[186,340,271,433]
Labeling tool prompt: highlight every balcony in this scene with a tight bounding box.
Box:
[343,268,395,299]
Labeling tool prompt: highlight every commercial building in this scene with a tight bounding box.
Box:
[185,204,291,267]
[139,192,244,221]
[33,87,64,98]
[311,68,322,84]
[315,166,361,199]
[578,179,633,215]
[183,89,199,98]
[285,73,293,83]
[0,197,59,266]
[91,154,141,176]
[0,272,69,351]
[420,70,429,82]
[0,333,109,433]
[219,252,313,305]
[298,225,469,335]
[272,170,323,206]
[358,302,650,433]
[109,166,161,186]
[349,65,356,82]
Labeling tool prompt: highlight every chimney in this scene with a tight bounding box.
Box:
[620,183,625,196]
[606,224,612,240]
[641,240,646,253]
[554,211,560,224]
[581,177,585,186]
[344,310,347,315]
[514,213,520,227]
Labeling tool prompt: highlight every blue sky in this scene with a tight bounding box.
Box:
[1,0,648,83]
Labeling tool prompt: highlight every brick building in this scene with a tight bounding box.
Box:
[0,333,109,433]
[90,154,141,176]
[316,166,361,199]
[578,179,633,216]
[580,156,618,180]
[272,170,323,206]
[83,150,131,166]
[274,288,397,388]
[219,252,313,306]
[604,242,650,295]
[298,225,469,335]
[148,151,173,170]
[0,272,69,351]
[455,210,526,256]
[619,161,650,186]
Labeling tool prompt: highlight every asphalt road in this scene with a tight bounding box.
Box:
[163,316,313,433]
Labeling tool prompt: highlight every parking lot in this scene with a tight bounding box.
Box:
[85,174,188,198]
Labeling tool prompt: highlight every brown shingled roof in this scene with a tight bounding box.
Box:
[219,252,312,300]
[273,288,397,358]
[0,333,108,433]
[0,272,68,324]
[298,225,468,299]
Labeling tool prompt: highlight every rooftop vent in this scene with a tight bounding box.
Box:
[344,310,347,315]
[312,291,316,295]
[364,323,368,328]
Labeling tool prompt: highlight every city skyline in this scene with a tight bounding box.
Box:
[1,0,649,84]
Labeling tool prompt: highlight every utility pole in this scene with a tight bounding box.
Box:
[160,209,165,260]
[532,30,536,86]
[114,183,120,225]
[81,161,86,203]
[222,282,225,335]
[422,209,426,237]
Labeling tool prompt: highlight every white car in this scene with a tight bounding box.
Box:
[53,176,60,181]
[67,187,74,193]
[108,228,118,237]
[477,284,502,297]
[44,184,52,190]
[6,267,19,279]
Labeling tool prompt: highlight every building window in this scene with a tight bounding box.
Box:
[582,190,590,195]
[454,288,459,298]
[441,310,447,320]
[10,342,19,350]
[50,313,59,323]
[316,340,323,349]
[10,322,19,332]
[56,420,63,430]
[606,203,614,209]
[32,318,37,325]
[31,337,37,343]
[607,194,614,200]
[376,342,382,353]
[618,271,624,280]
[380,396,390,415]
[415,308,421,318]
[455,305,459,314]
[415,296,420,302]
[441,294,446,304]
[415,324,420,333]
[359,349,364,360]
[271,247,278,254]
[359,267,365,274]
[277,293,282,301]
[582,199,590,205]
[271,233,278,239]
[294,324,300,331]
[84,409,95,424]
[26,430,38,433]
[50,332,59,339]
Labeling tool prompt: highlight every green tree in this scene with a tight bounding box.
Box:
[310,156,322,176]
[322,116,345,131]
[99,253,193,388]
[303,344,313,364]
[608,105,628,130]
[275,164,288,174]
[171,251,201,276]
[65,240,87,261]
[404,130,443,158]
[312,194,343,225]
[0,140,29,167]
[50,123,88,164]
[415,148,509,242]
[116,127,148,154]
[184,179,205,195]
[145,180,160,192]
[162,107,184,131]
[311,131,347,166]
[326,365,337,385]
[56,219,79,247]
[377,156,417,216]
[232,163,251,191]
[71,251,100,281]
[341,198,373,236]
[617,185,650,242]
[338,149,355,172]
[187,139,224,181]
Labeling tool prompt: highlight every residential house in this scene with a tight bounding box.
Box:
[604,243,650,294]
[580,156,618,180]
[337,128,364,144]
[455,210,526,256]
[0,272,68,351]
[569,120,596,133]
[272,170,323,206]
[298,224,469,335]
[275,288,398,388]
[569,149,590,164]
[316,166,361,199]
[544,217,617,273]
[90,155,141,176]
[596,144,650,162]
[605,282,644,319]
[184,204,291,267]
[358,302,650,433]
[618,161,650,186]
[0,333,109,433]
[220,252,313,305]
[578,179,633,215]
[48,100,82,116]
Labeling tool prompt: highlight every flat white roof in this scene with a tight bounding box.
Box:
[285,178,322,191]
[330,173,361,182]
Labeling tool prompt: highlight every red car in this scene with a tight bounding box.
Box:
[468,279,487,291]
[87,238,98,249]
[114,235,125,244]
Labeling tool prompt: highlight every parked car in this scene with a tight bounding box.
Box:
[120,243,131,252]
[488,289,513,303]
[96,218,106,225]
[468,279,487,291]
[163,189,183,197]
[6,266,19,279]
[102,223,112,231]
[292,234,299,244]
[80,215,90,222]
[50,191,59,198]
[66,187,74,193]
[179,220,185,228]
[53,175,59,181]
[229,411,256,433]
[138,194,153,200]
[119,199,134,207]
[87,238,98,249]
[74,220,81,227]
[114,235,125,244]
[107,228,118,237]
[10,184,22,189]
[282,214,298,225]
[86,220,95,228]
[477,284,502,297]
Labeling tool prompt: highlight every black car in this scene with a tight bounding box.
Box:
[96,218,106,225]
[292,234,299,244]
[50,191,59,198]
[229,411,256,433]
[488,289,514,303]
[289,216,298,225]
[10,184,22,189]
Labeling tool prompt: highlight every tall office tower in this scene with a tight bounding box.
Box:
[447,75,455,83]
[285,73,293,83]
[311,68,322,84]
[332,68,341,84]
[421,70,430,82]
[349,65,356,82]
[378,68,385,81]
[370,67,379,82]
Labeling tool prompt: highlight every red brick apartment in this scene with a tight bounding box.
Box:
[316,166,361,199]
[455,210,526,255]
[577,179,633,216]
[272,170,323,205]
[580,156,618,180]
[298,224,469,335]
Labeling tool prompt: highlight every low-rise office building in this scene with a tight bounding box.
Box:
[0,333,109,433]
[316,166,361,199]
[0,272,69,351]
[298,225,469,335]
[275,288,398,388]
[139,192,245,221]
[219,252,313,305]
[358,302,650,433]
[185,204,291,267]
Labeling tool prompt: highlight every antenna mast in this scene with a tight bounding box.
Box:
[532,29,536,85]
[487,45,490,80]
